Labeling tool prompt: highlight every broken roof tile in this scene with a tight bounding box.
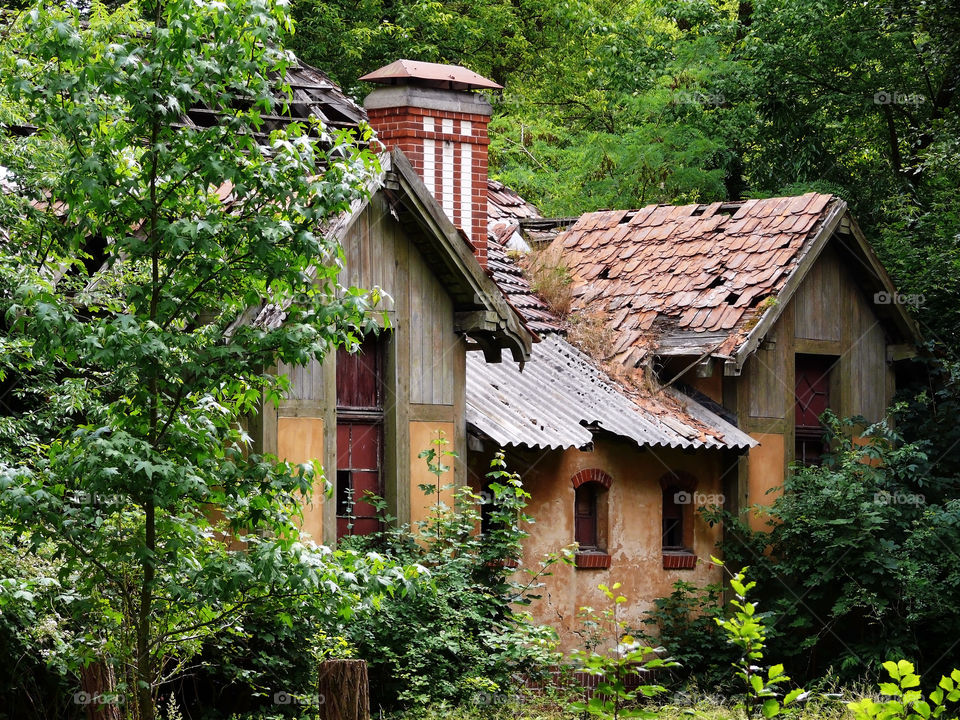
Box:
[548,193,839,367]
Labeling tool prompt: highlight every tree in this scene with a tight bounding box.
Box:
[0,2,408,717]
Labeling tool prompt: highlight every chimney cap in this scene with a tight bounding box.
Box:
[360,59,502,91]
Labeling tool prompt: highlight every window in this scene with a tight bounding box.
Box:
[335,334,386,539]
[794,355,837,466]
[574,483,600,549]
[661,487,685,550]
[659,472,697,569]
[571,469,612,569]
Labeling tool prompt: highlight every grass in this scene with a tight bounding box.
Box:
[384,686,861,720]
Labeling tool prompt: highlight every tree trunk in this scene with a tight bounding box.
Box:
[317,659,370,720]
[79,660,122,720]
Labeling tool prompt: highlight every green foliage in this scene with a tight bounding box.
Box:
[570,583,676,719]
[714,413,960,683]
[0,1,396,716]
[332,451,566,709]
[641,579,737,691]
[713,564,809,720]
[849,661,960,720]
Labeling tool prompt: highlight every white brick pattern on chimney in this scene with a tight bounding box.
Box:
[460,143,472,240]
[422,117,436,196]
[441,118,455,218]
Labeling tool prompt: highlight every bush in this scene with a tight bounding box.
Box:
[332,447,565,710]
[714,412,960,683]
[641,579,738,691]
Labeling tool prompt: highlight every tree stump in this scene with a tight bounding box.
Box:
[317,659,370,720]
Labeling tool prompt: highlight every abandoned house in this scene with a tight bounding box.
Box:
[234,58,921,645]
[468,175,922,644]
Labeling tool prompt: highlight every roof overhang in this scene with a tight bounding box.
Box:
[381,148,533,362]
[467,334,756,452]
[722,201,922,376]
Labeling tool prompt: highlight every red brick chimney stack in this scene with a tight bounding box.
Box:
[360,59,501,269]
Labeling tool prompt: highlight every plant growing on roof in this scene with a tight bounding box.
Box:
[0,1,411,717]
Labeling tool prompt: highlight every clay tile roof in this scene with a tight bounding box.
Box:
[177,59,367,143]
[549,193,840,365]
[487,228,565,335]
[487,180,543,225]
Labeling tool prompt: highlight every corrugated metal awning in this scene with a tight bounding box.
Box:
[466,335,756,451]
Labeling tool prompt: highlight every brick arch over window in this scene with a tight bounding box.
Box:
[571,468,613,490]
[572,469,612,569]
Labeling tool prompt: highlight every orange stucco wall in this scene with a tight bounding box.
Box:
[746,433,785,532]
[501,438,726,651]
[277,416,325,543]
[409,421,457,529]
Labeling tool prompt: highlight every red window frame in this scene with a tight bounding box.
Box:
[335,335,386,539]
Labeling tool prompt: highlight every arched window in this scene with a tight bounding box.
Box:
[659,472,698,568]
[571,469,612,568]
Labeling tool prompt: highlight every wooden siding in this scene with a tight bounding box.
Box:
[271,193,468,533]
[793,246,843,342]
[277,358,328,411]
[339,194,458,407]
[745,310,790,420]
[740,242,892,424]
[408,255,457,405]
[846,291,890,423]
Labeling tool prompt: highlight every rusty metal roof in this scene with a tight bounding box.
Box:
[359,59,502,90]
[466,334,756,451]
[549,193,839,367]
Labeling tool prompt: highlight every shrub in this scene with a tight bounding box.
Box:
[642,579,738,691]
[569,582,676,720]
[332,447,565,709]
[848,660,960,720]
[712,411,960,683]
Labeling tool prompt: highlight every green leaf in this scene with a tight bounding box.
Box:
[762,699,781,718]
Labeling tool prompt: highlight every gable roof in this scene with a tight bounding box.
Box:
[466,334,756,451]
[236,149,535,362]
[550,194,921,373]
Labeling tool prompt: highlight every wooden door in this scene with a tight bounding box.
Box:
[794,355,834,465]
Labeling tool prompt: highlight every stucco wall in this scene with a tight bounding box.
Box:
[277,416,326,543]
[745,432,784,532]
[491,438,725,652]
[409,421,457,529]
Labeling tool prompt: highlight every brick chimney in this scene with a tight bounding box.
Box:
[360,59,501,269]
